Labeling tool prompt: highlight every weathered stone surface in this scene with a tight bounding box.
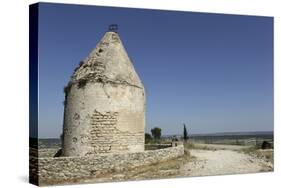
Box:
[32,145,184,185]
[62,31,145,156]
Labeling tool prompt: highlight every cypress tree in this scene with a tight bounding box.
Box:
[183,123,188,141]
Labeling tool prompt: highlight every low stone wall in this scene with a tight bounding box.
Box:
[145,144,173,150]
[31,145,184,185]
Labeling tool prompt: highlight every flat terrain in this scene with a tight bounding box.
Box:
[192,143,249,150]
[180,147,273,177]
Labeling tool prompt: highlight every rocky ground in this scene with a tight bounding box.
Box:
[37,143,273,185]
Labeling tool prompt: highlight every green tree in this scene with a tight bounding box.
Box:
[145,133,152,144]
[151,127,162,139]
[183,123,189,141]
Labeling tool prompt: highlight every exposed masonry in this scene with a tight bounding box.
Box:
[64,32,142,96]
[86,110,144,155]
[31,145,184,185]
[62,31,145,156]
[65,67,143,96]
[63,110,144,156]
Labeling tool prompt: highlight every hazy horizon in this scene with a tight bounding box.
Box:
[35,3,273,138]
[36,130,274,139]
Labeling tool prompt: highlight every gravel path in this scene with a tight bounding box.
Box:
[193,143,250,150]
[180,149,273,176]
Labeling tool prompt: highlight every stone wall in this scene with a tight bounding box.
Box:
[62,98,145,157]
[88,110,144,154]
[32,145,184,185]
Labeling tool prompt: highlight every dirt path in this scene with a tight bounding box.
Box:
[180,149,273,177]
[193,143,250,150]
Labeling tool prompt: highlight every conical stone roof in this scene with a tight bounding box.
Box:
[69,31,143,90]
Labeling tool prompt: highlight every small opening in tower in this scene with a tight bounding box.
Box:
[98,49,103,53]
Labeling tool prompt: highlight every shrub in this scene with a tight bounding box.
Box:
[145,133,152,144]
[151,127,161,139]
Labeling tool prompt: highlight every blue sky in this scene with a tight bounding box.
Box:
[37,3,273,138]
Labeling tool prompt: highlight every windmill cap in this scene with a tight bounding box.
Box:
[108,24,118,32]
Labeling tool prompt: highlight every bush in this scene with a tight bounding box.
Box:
[151,127,161,139]
[261,141,272,149]
[145,133,152,144]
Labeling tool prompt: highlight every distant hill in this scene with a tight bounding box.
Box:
[191,131,273,137]
[162,131,273,138]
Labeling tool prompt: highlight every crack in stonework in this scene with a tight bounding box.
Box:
[72,74,142,90]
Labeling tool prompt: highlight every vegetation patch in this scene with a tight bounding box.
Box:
[184,142,217,151]
[241,146,273,164]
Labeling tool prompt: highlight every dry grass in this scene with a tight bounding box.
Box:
[184,142,217,151]
[41,151,194,186]
[256,149,274,164]
[241,146,274,164]
[86,153,193,182]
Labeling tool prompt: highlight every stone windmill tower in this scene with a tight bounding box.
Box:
[61,25,145,157]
